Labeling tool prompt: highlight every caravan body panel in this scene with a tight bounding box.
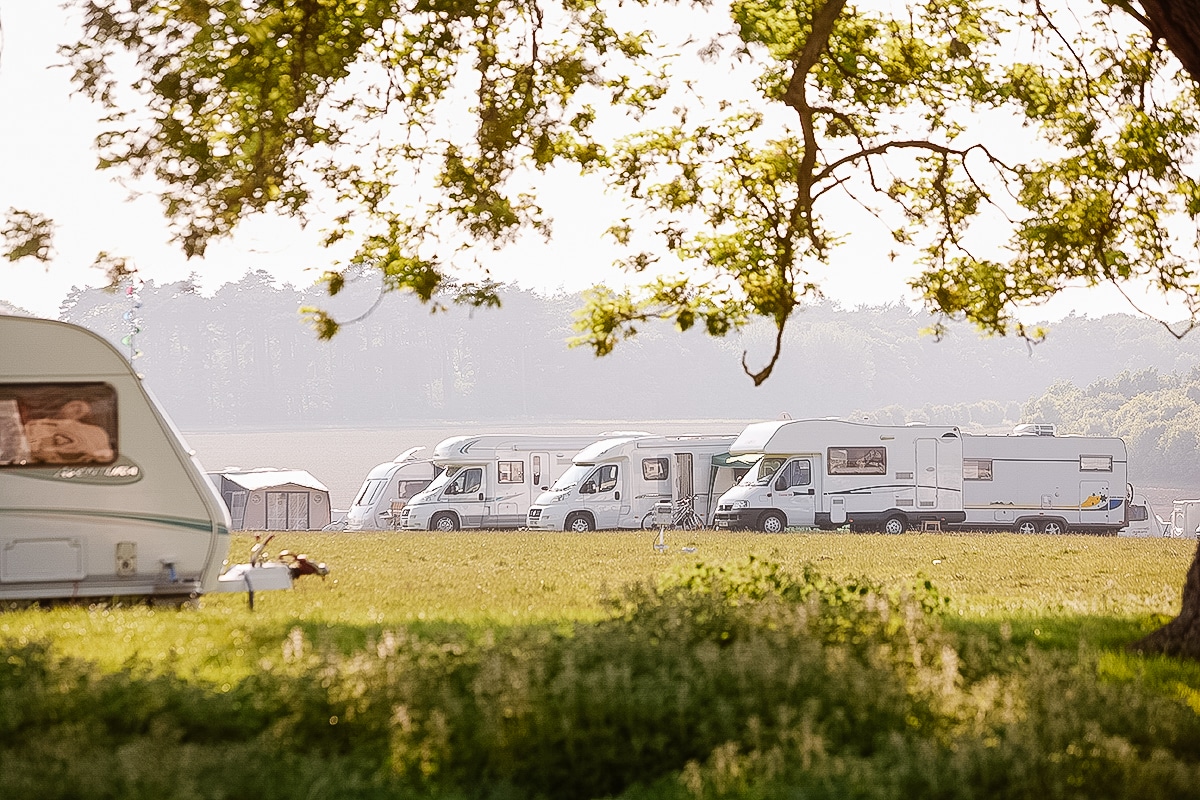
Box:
[954,433,1129,534]
[526,434,740,531]
[0,315,229,600]
[399,434,620,530]
[713,419,965,533]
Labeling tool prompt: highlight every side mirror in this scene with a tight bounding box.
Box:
[775,476,789,491]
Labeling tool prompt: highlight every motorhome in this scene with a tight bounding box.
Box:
[953,432,1131,535]
[526,434,742,531]
[713,419,965,533]
[343,447,442,530]
[0,315,291,602]
[399,433,637,531]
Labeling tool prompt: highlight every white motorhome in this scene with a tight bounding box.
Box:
[953,431,1131,535]
[399,433,634,531]
[1168,499,1200,538]
[0,315,291,602]
[526,434,742,532]
[714,419,965,533]
[343,447,442,530]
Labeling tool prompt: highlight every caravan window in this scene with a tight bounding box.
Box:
[0,382,118,467]
[827,447,886,475]
[1080,455,1113,472]
[642,457,669,481]
[963,459,993,481]
[354,478,387,507]
[498,460,525,483]
[1129,504,1149,522]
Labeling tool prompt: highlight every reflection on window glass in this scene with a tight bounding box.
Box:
[827,447,886,475]
[642,457,669,481]
[777,459,811,488]
[1079,455,1113,472]
[963,459,993,481]
[498,460,525,483]
[446,467,483,495]
[0,383,118,467]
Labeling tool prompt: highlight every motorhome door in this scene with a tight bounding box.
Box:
[772,458,816,526]
[580,462,622,528]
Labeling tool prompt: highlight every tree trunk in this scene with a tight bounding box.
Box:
[1139,1,1200,83]
[1129,539,1200,659]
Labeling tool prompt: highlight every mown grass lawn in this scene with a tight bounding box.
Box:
[3,531,1200,800]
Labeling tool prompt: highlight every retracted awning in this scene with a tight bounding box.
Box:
[710,451,761,468]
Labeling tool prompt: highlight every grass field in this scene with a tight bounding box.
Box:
[3,531,1200,799]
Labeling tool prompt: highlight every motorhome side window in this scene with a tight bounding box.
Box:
[445,467,482,495]
[963,459,993,480]
[1080,455,1113,472]
[775,459,811,489]
[827,447,886,475]
[497,460,524,483]
[642,457,669,481]
[0,382,118,467]
[583,465,618,493]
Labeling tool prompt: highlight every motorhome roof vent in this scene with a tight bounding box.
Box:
[1013,423,1056,437]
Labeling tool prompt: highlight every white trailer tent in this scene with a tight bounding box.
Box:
[954,432,1130,535]
[714,419,965,534]
[525,434,739,531]
[400,433,641,531]
[344,447,442,530]
[207,468,332,531]
[0,315,282,601]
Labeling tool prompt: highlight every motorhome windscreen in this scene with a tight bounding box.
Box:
[550,464,591,491]
[0,382,118,467]
[739,456,787,486]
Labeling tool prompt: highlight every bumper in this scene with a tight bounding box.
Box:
[713,509,762,530]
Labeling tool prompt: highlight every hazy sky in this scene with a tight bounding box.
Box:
[0,3,1185,323]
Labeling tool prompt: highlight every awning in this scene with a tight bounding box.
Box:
[711,451,761,468]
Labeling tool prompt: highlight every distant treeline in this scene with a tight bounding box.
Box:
[6,270,1200,482]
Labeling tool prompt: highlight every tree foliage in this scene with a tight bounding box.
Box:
[10,1,1190,385]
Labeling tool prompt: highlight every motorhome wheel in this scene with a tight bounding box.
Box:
[431,512,460,532]
[1041,520,1066,535]
[759,511,786,534]
[882,515,907,535]
[1016,520,1038,535]
[565,512,594,533]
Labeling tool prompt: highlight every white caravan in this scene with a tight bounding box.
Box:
[399,433,635,531]
[954,432,1131,535]
[1168,499,1200,538]
[713,419,965,534]
[343,447,442,530]
[0,315,291,602]
[1124,489,1168,537]
[526,434,741,532]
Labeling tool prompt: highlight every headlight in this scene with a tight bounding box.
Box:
[730,499,749,509]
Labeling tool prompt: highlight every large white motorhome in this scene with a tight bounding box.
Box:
[713,419,965,534]
[343,447,442,530]
[952,431,1131,535]
[0,315,292,602]
[526,434,742,532]
[399,433,638,531]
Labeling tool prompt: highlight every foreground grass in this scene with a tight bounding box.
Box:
[2,531,1199,799]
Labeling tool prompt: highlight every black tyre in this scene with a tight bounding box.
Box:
[1016,520,1038,535]
[759,511,787,533]
[431,512,460,532]
[882,515,907,535]
[566,513,595,533]
[1042,520,1066,535]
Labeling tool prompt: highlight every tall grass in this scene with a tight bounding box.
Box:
[1,532,1198,799]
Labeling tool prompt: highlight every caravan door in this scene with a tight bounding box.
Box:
[773,458,816,527]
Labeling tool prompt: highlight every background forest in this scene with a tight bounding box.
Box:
[6,271,1200,487]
